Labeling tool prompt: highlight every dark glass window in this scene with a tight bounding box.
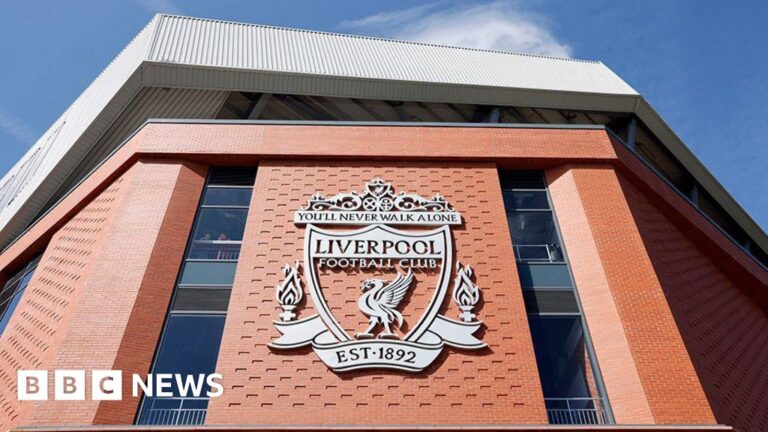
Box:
[207,167,256,186]
[189,174,252,263]
[192,209,248,243]
[0,259,38,336]
[501,173,564,263]
[529,316,597,399]
[0,287,25,335]
[523,290,579,314]
[188,208,248,261]
[530,315,608,424]
[499,170,546,189]
[503,191,550,210]
[202,187,252,207]
[146,314,226,395]
[507,211,564,262]
[172,288,231,312]
[507,211,559,244]
[136,314,226,425]
[0,279,20,310]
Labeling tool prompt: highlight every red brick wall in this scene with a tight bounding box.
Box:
[621,174,768,432]
[547,165,716,425]
[0,160,205,429]
[25,160,204,426]
[0,123,761,431]
[0,172,128,431]
[205,160,548,425]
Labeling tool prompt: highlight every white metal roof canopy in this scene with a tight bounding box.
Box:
[0,14,765,267]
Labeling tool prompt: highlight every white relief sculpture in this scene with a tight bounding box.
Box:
[275,261,303,321]
[453,263,481,322]
[356,270,414,339]
[270,179,486,372]
[301,177,455,213]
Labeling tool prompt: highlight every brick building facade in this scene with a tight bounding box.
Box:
[0,15,766,432]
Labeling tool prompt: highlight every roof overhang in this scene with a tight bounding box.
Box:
[1,14,765,262]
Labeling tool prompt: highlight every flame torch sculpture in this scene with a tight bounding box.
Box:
[452,262,481,322]
[276,261,303,321]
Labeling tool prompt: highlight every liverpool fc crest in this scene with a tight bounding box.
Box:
[269,178,486,372]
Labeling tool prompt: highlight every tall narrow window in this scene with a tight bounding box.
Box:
[0,257,40,336]
[500,170,612,425]
[136,167,256,426]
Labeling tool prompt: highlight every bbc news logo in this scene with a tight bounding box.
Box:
[18,370,223,401]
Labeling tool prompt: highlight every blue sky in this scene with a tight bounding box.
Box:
[0,0,765,228]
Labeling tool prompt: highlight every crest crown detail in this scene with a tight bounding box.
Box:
[301,178,455,213]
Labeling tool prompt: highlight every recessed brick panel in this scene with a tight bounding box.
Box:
[206,160,547,425]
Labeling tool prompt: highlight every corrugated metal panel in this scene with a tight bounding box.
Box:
[0,16,159,246]
[142,63,641,112]
[0,12,640,247]
[147,15,637,96]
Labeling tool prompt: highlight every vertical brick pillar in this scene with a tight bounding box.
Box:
[0,171,131,431]
[26,159,207,426]
[547,164,716,424]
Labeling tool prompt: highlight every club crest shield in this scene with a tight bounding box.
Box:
[269,178,486,372]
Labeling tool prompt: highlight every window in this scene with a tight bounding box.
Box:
[506,211,563,262]
[532,316,608,424]
[187,186,252,261]
[137,167,256,426]
[500,170,611,425]
[136,314,226,425]
[501,174,564,263]
[202,187,252,207]
[0,257,39,336]
[503,190,550,210]
[529,316,600,398]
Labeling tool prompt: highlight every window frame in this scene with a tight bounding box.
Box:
[502,181,568,265]
[500,170,614,424]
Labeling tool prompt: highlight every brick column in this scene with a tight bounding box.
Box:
[547,164,716,424]
[26,159,207,426]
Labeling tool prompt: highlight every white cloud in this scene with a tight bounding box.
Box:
[0,105,38,144]
[134,0,182,15]
[340,3,441,29]
[341,1,572,58]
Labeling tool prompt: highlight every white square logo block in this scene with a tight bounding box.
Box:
[54,370,85,401]
[92,370,122,400]
[18,370,48,400]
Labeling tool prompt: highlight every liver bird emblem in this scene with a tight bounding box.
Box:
[356,270,414,339]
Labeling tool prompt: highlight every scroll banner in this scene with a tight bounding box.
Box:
[270,315,485,372]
